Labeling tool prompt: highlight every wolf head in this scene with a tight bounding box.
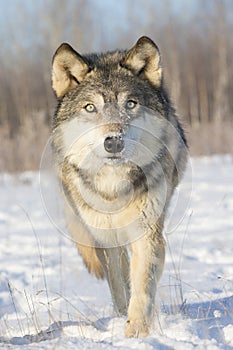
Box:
[51,37,179,171]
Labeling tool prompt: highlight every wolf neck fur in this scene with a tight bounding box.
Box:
[71,162,147,202]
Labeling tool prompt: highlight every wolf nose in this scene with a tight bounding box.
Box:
[104,136,124,153]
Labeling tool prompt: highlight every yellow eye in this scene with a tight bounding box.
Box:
[85,104,96,113]
[126,100,137,109]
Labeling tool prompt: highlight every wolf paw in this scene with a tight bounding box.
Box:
[125,319,149,338]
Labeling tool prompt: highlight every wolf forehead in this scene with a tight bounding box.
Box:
[52,37,166,105]
[65,51,146,99]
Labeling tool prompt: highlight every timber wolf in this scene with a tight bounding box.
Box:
[51,36,187,337]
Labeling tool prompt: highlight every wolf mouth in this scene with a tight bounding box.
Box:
[106,156,122,159]
[105,156,125,165]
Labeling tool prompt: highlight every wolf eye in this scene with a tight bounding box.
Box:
[85,104,96,113]
[126,100,137,109]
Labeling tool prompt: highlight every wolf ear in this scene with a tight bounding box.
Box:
[122,36,162,87]
[52,43,90,98]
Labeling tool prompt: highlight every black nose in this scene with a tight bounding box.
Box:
[104,136,124,153]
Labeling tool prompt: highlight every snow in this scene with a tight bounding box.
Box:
[0,155,233,349]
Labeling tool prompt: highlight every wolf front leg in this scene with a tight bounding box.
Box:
[96,246,130,316]
[125,225,165,337]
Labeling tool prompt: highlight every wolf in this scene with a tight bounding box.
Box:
[51,36,187,337]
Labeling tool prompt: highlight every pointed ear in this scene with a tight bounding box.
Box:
[122,36,162,87]
[52,43,90,98]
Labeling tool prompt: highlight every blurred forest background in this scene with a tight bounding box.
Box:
[0,0,232,172]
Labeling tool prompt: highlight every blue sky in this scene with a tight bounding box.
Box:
[0,0,198,46]
[0,0,231,56]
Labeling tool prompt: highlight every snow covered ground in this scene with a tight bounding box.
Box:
[0,155,233,349]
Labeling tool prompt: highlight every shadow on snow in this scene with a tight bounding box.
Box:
[0,296,232,346]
